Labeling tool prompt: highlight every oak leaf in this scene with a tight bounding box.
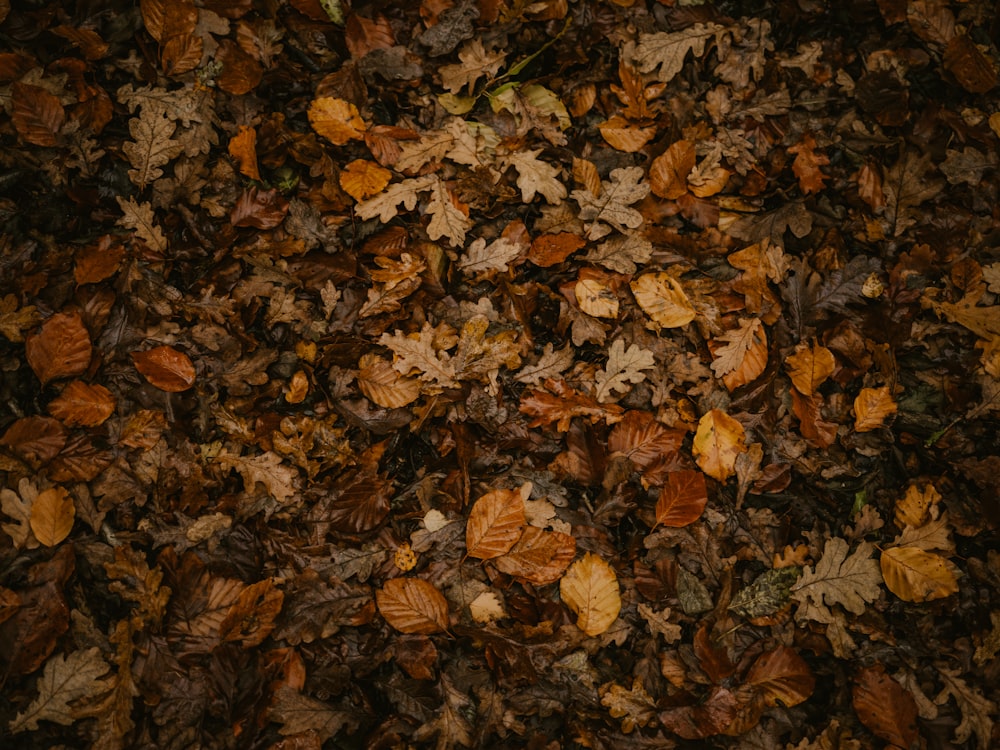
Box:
[934,667,996,750]
[0,294,41,343]
[215,449,298,505]
[594,339,655,403]
[600,678,656,733]
[458,234,526,277]
[630,272,696,328]
[632,24,727,83]
[308,97,365,145]
[560,552,621,637]
[376,577,450,634]
[791,538,881,623]
[465,487,526,560]
[519,378,625,432]
[572,166,649,241]
[425,177,471,247]
[116,196,168,253]
[25,312,93,385]
[1,477,40,549]
[268,686,357,743]
[880,546,959,602]
[581,234,652,274]
[355,175,436,223]
[29,487,75,547]
[514,343,574,385]
[710,317,768,391]
[788,133,829,194]
[637,603,682,644]
[8,647,111,733]
[228,125,261,180]
[692,409,747,482]
[503,148,568,204]
[439,38,506,94]
[123,107,184,189]
[378,323,457,388]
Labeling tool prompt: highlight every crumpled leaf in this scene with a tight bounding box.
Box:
[600,678,656,733]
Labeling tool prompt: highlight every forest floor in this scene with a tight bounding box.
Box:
[1,0,999,748]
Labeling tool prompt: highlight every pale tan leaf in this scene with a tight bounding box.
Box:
[0,294,41,344]
[439,38,506,94]
[503,148,567,204]
[594,339,655,403]
[514,343,574,385]
[465,488,526,560]
[122,107,184,189]
[215,449,298,505]
[468,591,505,624]
[630,272,696,328]
[376,577,449,634]
[378,323,457,388]
[791,538,881,622]
[116,196,168,253]
[637,603,682,644]
[581,235,652,274]
[934,667,996,750]
[356,353,421,408]
[575,273,620,319]
[9,648,111,733]
[355,175,435,223]
[29,486,75,547]
[560,552,621,637]
[572,166,649,241]
[1,478,39,549]
[600,678,656,733]
[632,24,727,83]
[458,235,525,277]
[880,546,959,602]
[426,177,471,247]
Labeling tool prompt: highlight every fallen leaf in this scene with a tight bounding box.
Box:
[692,409,747,482]
[595,339,655,403]
[25,312,93,385]
[376,578,449,634]
[560,552,621,636]
[492,526,576,585]
[785,341,835,396]
[47,381,116,427]
[8,647,111,733]
[29,486,75,547]
[132,345,196,392]
[649,139,696,199]
[655,470,708,527]
[601,678,656,733]
[339,158,392,201]
[853,386,897,432]
[308,97,366,145]
[631,272,696,328]
[852,665,919,749]
[880,546,960,602]
[465,488,526,560]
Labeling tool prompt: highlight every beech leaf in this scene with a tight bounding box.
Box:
[376,577,450,634]
[560,552,621,637]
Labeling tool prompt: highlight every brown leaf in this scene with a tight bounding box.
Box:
[943,33,997,94]
[12,83,65,147]
[161,32,203,76]
[132,345,196,392]
[47,381,116,427]
[216,39,264,95]
[649,139,696,199]
[746,645,814,708]
[788,133,830,194]
[376,577,450,634]
[853,385,897,432]
[51,25,110,60]
[598,115,656,152]
[141,0,197,42]
[231,187,290,229]
[852,664,919,749]
[465,487,526,560]
[560,552,621,637]
[492,526,576,585]
[228,125,261,181]
[792,390,838,448]
[607,410,684,473]
[26,312,93,385]
[655,470,708,527]
[309,97,366,146]
[29,487,75,547]
[659,686,739,740]
[345,12,395,59]
[880,545,960,602]
[74,236,125,286]
[318,474,391,533]
[219,578,285,647]
[0,416,67,469]
[785,340,835,396]
[529,232,586,267]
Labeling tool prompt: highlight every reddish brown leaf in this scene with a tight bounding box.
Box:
[852,664,919,749]
[219,578,285,647]
[528,232,586,267]
[392,634,438,680]
[345,13,395,59]
[608,410,685,472]
[519,378,625,432]
[655,470,708,528]
[231,187,290,229]
[746,645,814,708]
[465,488,526,560]
[659,686,739,740]
[0,416,67,468]
[132,345,197,392]
[51,25,110,60]
[25,311,92,385]
[649,140,696,199]
[141,0,197,42]
[47,381,116,427]
[492,526,576,585]
[791,390,838,448]
[160,32,203,76]
[944,33,997,94]
[47,432,113,483]
[12,83,65,147]
[216,39,264,95]
[74,236,125,286]
[376,578,449,635]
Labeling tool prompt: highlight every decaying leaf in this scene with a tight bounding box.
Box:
[594,339,655,403]
[8,647,111,733]
[25,312,93,385]
[791,538,881,623]
[600,678,656,733]
[880,546,960,602]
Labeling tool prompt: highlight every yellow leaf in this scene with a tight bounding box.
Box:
[894,483,941,529]
[649,139,696,199]
[465,488,526,560]
[308,97,366,146]
[692,409,747,482]
[575,275,620,319]
[853,385,897,432]
[880,546,959,602]
[376,577,450,634]
[785,341,835,396]
[560,552,621,636]
[630,272,696,328]
[339,159,392,201]
[598,115,656,153]
[29,486,75,547]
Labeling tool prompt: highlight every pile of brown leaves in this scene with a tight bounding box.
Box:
[1,0,999,747]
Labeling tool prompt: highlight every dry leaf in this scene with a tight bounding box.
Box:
[598,115,656,152]
[649,140,696,199]
[560,552,621,636]
[8,647,111,733]
[465,487,526,560]
[219,578,285,647]
[692,409,747,482]
[339,158,392,201]
[575,270,620,319]
[601,678,656,733]
[786,341,835,396]
[746,645,814,708]
[880,546,959,602]
[852,665,919,749]
[11,82,64,147]
[228,125,261,181]
[132,345,196,392]
[572,166,649,241]
[356,353,422,408]
[631,272,696,328]
[47,381,116,427]
[308,97,366,145]
[632,24,727,83]
[492,526,576,585]
[25,312,92,385]
[853,385,897,432]
[29,486,75,547]
[594,339,655,403]
[894,483,941,529]
[791,538,881,622]
[710,317,768,391]
[655,470,708,527]
[376,577,449,634]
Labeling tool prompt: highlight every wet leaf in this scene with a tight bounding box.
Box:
[132,345,196,392]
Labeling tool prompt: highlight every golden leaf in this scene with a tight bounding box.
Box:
[308,97,366,145]
[649,139,696,199]
[894,483,941,529]
[560,552,621,637]
[630,272,696,328]
[853,386,897,432]
[29,486,75,547]
[376,577,450,634]
[132,345,196,392]
[356,353,422,408]
[575,274,620,319]
[598,115,656,153]
[692,409,747,482]
[47,381,116,427]
[785,341,835,396]
[25,312,93,385]
[465,488,526,560]
[880,546,959,602]
[339,158,392,201]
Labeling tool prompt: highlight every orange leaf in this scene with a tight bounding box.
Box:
[376,578,449,634]
[132,345,196,392]
[529,232,586,267]
[649,140,696,199]
[230,187,289,229]
[48,381,116,427]
[519,378,625,432]
[308,97,366,145]
[598,115,656,153]
[74,236,125,286]
[709,317,768,391]
[788,133,829,194]
[219,578,285,647]
[160,32,203,76]
[345,12,395,59]
[630,272,696,328]
[692,409,747,482]
[746,645,814,708]
[880,546,959,602]
[560,552,621,636]
[25,312,92,385]
[465,488,526,560]
[216,39,263,95]
[785,341,835,396]
[11,82,64,147]
[29,486,75,547]
[493,526,576,585]
[852,665,919,749]
[339,159,392,201]
[228,125,261,181]
[894,482,941,529]
[791,390,837,448]
[655,470,708,527]
[853,385,896,432]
